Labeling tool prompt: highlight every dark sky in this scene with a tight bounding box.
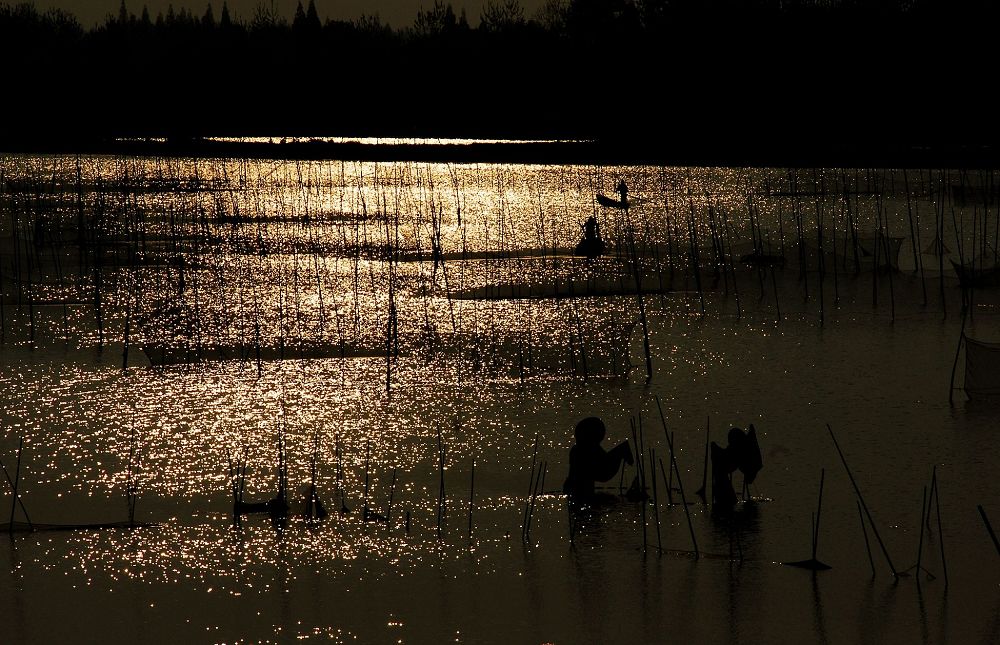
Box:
[34,0,546,28]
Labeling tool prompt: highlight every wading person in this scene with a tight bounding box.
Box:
[616,179,628,206]
[563,417,634,500]
[711,425,763,506]
[583,215,599,242]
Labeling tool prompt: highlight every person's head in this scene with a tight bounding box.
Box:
[728,427,746,447]
[575,416,606,446]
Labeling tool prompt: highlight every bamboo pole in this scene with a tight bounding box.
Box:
[977,505,1000,557]
[522,432,539,539]
[858,500,875,577]
[916,486,927,585]
[654,397,698,558]
[650,448,662,553]
[0,457,31,531]
[467,460,475,542]
[828,424,897,577]
[931,467,948,587]
[8,438,23,531]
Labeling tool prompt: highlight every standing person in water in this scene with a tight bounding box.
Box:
[710,424,763,506]
[617,179,628,206]
[563,417,634,500]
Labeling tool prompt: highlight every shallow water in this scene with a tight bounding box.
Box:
[0,156,997,644]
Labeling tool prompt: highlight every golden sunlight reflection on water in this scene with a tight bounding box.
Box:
[1,157,998,643]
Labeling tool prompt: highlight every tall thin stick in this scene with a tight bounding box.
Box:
[828,424,897,577]
[812,468,825,561]
[978,505,1000,557]
[8,438,23,531]
[364,438,371,517]
[522,432,539,538]
[931,467,948,586]
[655,397,698,558]
[695,416,709,502]
[0,458,31,530]
[916,486,928,585]
[858,500,876,577]
[437,424,446,538]
[949,307,968,405]
[467,460,475,542]
[387,467,397,526]
[650,448,662,553]
[526,461,546,542]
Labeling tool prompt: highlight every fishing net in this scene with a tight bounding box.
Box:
[964,335,1000,397]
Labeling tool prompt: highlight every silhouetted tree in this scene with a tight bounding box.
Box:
[305,0,321,31]
[480,0,526,32]
[250,1,282,31]
[352,13,394,41]
[565,0,641,40]
[413,1,460,38]
[534,0,569,31]
[202,3,215,28]
[292,0,321,37]
[1,0,998,146]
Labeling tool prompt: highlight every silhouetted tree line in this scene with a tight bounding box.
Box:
[2,0,999,148]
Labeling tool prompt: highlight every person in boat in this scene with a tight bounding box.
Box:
[576,215,605,259]
[616,179,628,206]
[710,425,763,506]
[563,416,634,500]
[583,215,600,242]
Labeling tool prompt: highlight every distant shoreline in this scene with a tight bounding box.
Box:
[1,137,998,169]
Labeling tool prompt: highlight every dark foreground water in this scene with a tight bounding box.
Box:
[0,157,997,643]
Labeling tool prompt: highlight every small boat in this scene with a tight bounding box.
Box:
[951,257,1000,288]
[574,236,606,259]
[596,194,628,209]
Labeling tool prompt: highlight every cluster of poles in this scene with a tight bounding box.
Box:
[2,158,1000,564]
[3,159,1000,393]
[2,408,1000,590]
